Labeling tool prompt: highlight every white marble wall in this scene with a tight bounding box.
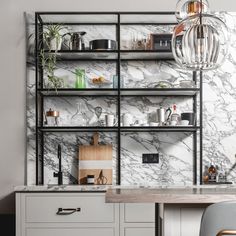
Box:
[26,12,236,186]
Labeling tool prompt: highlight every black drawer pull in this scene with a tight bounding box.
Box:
[56,208,81,215]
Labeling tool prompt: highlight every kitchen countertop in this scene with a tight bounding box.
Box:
[14,185,108,192]
[15,185,236,204]
[106,185,236,204]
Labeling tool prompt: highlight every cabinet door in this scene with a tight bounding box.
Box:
[124,227,154,236]
[124,203,155,223]
[164,206,205,236]
[120,203,155,236]
[26,228,115,236]
[25,194,115,223]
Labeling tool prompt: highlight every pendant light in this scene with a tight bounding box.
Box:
[172,0,229,71]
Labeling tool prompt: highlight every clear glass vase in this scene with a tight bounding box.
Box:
[71,102,87,126]
[75,68,86,89]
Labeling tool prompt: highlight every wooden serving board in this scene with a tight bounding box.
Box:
[78,133,113,185]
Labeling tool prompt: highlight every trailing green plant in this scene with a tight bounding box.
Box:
[40,49,64,92]
[39,24,67,92]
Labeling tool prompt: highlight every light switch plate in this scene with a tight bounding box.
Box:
[142,153,159,164]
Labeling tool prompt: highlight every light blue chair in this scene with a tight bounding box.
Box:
[200,201,236,236]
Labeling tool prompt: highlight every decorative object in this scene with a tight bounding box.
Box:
[62,31,86,50]
[181,112,195,125]
[44,108,60,126]
[75,68,86,88]
[89,39,117,50]
[172,0,229,71]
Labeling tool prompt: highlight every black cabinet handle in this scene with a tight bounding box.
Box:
[56,208,81,215]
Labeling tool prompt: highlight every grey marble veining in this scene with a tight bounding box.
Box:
[120,132,193,185]
[26,12,236,186]
[43,132,117,185]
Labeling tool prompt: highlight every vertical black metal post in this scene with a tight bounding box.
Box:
[117,13,121,185]
[35,13,39,185]
[200,71,203,184]
[193,71,197,184]
[155,203,162,236]
[38,20,44,185]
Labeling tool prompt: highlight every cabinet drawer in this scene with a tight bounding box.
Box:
[124,227,154,236]
[124,203,155,223]
[26,227,114,236]
[25,194,115,223]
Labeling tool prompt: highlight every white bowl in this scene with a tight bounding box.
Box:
[180,120,189,126]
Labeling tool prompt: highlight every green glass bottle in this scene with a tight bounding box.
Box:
[75,68,86,89]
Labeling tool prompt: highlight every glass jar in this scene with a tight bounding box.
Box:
[75,68,86,89]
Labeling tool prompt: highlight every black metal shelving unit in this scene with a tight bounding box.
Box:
[34,12,203,187]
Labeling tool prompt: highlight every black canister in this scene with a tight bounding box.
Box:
[181,112,195,125]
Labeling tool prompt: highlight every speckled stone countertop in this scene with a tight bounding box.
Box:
[105,185,236,204]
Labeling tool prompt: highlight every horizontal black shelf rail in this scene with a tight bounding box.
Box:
[38,126,119,132]
[38,88,199,97]
[42,22,118,26]
[43,49,118,53]
[42,50,174,61]
[120,126,200,132]
[36,11,176,15]
[120,88,199,96]
[38,88,118,97]
[37,126,200,133]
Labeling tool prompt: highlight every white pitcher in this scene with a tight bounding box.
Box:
[122,113,133,126]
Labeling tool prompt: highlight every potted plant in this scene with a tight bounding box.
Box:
[43,24,65,51]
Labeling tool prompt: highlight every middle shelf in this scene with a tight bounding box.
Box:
[38,88,200,96]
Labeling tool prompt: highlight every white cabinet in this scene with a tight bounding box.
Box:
[16,192,119,236]
[16,192,206,236]
[25,194,115,223]
[120,203,155,236]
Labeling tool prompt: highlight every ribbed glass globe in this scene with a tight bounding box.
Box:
[172,14,229,71]
[176,0,209,22]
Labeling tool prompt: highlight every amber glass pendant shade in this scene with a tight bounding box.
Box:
[175,0,209,22]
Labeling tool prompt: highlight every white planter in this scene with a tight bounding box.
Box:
[49,37,62,51]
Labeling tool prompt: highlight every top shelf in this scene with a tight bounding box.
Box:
[43,50,173,61]
[36,12,177,25]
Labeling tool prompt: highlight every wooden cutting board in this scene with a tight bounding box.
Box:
[78,133,113,185]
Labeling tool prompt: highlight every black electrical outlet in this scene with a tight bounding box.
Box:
[142,153,159,164]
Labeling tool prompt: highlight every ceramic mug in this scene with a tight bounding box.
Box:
[105,114,118,127]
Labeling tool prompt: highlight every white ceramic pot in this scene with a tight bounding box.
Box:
[49,37,62,51]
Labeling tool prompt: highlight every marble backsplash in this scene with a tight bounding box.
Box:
[26,12,236,185]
